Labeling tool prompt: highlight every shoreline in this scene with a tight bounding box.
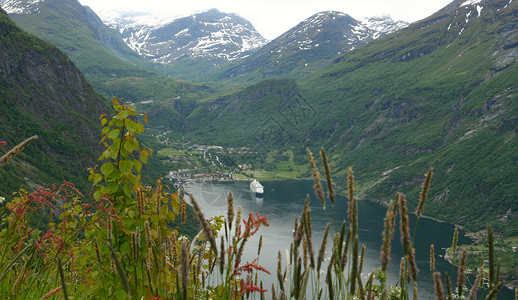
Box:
[444,250,517,291]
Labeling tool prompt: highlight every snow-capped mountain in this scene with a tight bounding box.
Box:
[361,15,409,39]
[103,8,268,64]
[0,0,44,14]
[219,11,392,80]
[280,11,374,53]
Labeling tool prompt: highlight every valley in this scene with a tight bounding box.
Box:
[2,0,517,241]
[1,0,518,297]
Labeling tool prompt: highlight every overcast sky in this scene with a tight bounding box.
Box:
[78,0,453,40]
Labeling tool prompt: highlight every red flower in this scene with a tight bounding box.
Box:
[0,141,6,146]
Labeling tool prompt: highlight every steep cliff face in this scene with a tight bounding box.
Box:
[0,7,107,193]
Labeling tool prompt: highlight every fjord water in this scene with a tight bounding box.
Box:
[188,180,513,299]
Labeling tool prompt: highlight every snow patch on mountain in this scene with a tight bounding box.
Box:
[361,15,409,39]
[0,0,44,14]
[100,10,165,27]
[101,9,267,63]
[461,0,482,7]
[476,5,483,16]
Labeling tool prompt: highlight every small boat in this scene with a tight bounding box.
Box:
[250,179,264,197]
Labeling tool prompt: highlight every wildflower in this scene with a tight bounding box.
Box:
[0,141,6,146]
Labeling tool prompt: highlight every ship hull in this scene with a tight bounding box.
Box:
[250,180,264,197]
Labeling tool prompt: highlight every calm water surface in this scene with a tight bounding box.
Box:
[188,179,513,299]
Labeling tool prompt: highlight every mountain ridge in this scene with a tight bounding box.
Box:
[104,8,268,63]
[2,0,214,130]
[0,5,107,193]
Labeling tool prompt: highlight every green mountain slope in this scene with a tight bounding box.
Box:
[183,0,518,235]
[4,0,212,126]
[0,7,107,194]
[303,0,518,235]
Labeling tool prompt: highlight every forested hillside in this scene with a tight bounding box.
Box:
[0,7,106,193]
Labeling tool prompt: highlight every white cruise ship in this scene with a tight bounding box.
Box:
[250,179,264,197]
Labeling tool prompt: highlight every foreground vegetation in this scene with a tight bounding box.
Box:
[447,233,518,291]
[0,99,515,299]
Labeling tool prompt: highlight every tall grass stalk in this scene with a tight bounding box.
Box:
[488,226,495,290]
[457,249,467,296]
[399,193,418,282]
[433,272,445,300]
[0,135,38,168]
[412,169,433,242]
[56,257,69,300]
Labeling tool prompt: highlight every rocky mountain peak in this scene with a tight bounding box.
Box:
[361,15,409,39]
[103,8,268,64]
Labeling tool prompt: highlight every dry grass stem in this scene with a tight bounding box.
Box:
[317,223,330,273]
[434,272,445,300]
[350,235,359,296]
[235,206,242,233]
[227,192,234,229]
[302,196,315,268]
[416,168,433,217]
[430,244,435,272]
[181,240,190,299]
[347,167,356,228]
[399,192,418,281]
[0,244,31,282]
[457,249,467,296]
[277,251,284,292]
[488,226,495,289]
[56,257,69,300]
[0,135,38,168]
[219,236,225,274]
[144,221,152,247]
[189,194,218,254]
[399,257,406,287]
[39,286,62,300]
[181,199,186,224]
[452,228,459,254]
[320,148,335,206]
[486,282,505,300]
[381,200,396,271]
[258,235,263,256]
[445,272,453,300]
[307,148,325,208]
[468,265,484,300]
[359,244,366,274]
